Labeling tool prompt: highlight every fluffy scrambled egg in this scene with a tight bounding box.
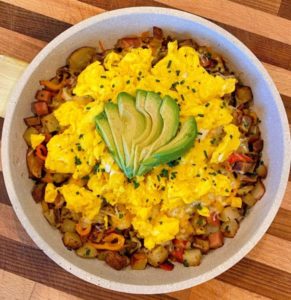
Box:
[44,41,242,249]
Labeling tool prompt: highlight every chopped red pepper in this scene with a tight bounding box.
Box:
[159,261,174,271]
[170,248,184,263]
[227,152,253,164]
[173,239,188,249]
[35,144,47,161]
[32,101,49,116]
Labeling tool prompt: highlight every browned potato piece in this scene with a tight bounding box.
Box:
[31,182,46,203]
[251,180,265,200]
[24,116,41,127]
[62,232,82,250]
[193,238,210,254]
[23,127,39,146]
[61,219,77,233]
[105,251,129,270]
[256,164,268,178]
[235,86,253,105]
[221,220,239,238]
[76,243,98,258]
[147,246,168,267]
[220,207,241,222]
[41,113,60,132]
[130,252,148,270]
[183,249,202,267]
[67,47,96,74]
[43,209,56,226]
[27,149,43,179]
[242,193,257,207]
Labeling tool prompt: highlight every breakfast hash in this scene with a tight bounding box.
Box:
[24,27,267,271]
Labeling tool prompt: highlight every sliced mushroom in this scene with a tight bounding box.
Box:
[232,161,256,174]
[256,163,268,178]
[235,86,253,106]
[251,180,266,200]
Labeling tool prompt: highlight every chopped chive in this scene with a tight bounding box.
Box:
[176,70,180,76]
[197,113,204,117]
[155,79,160,82]
[133,180,140,189]
[167,60,172,68]
[180,80,185,85]
[100,85,104,88]
[205,103,210,107]
[101,75,107,78]
[79,134,84,139]
[93,162,100,174]
[203,150,208,159]
[74,156,82,165]
[181,94,185,101]
[192,88,196,93]
[126,80,130,84]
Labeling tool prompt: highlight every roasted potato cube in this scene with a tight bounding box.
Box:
[193,238,210,254]
[209,232,224,249]
[221,220,239,238]
[62,232,82,250]
[31,182,46,203]
[235,86,253,105]
[23,127,39,147]
[130,252,148,270]
[67,47,96,74]
[76,243,97,258]
[26,149,43,179]
[147,246,168,267]
[183,249,202,267]
[43,209,56,226]
[41,113,60,133]
[60,219,77,233]
[105,251,129,270]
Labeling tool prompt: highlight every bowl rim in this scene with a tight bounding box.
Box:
[2,6,291,294]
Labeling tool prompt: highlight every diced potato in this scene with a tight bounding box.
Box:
[26,149,43,179]
[43,209,56,226]
[23,127,39,147]
[147,246,169,267]
[41,200,49,213]
[256,164,268,178]
[235,86,253,105]
[183,249,202,267]
[130,252,148,270]
[251,180,266,200]
[41,113,60,132]
[52,173,70,184]
[242,193,257,207]
[220,207,241,222]
[221,220,239,238]
[60,219,77,233]
[76,243,97,258]
[62,232,82,250]
[193,238,210,254]
[105,251,129,270]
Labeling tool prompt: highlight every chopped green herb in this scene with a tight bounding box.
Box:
[170,171,177,180]
[148,217,152,221]
[192,88,196,93]
[157,175,161,182]
[160,169,169,179]
[118,213,124,219]
[171,82,179,89]
[230,134,233,139]
[138,71,142,76]
[74,156,82,165]
[225,188,229,193]
[183,260,189,267]
[100,85,104,88]
[197,217,204,226]
[181,94,185,101]
[82,175,90,180]
[155,79,160,82]
[203,150,208,159]
[167,158,180,167]
[195,203,202,210]
[93,162,100,174]
[205,102,210,107]
[180,80,185,85]
[210,138,216,145]
[197,132,203,135]
[79,134,84,139]
[112,84,115,88]
[176,70,180,76]
[161,187,166,191]
[133,180,140,189]
[76,191,80,195]
[167,60,172,68]
[101,75,107,78]
[86,106,91,110]
[197,113,204,117]
[126,80,130,84]
[85,249,91,256]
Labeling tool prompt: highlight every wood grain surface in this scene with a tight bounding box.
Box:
[0,1,291,299]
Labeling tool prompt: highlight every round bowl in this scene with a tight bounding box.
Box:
[2,7,291,294]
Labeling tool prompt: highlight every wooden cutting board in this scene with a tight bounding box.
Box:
[0,1,291,299]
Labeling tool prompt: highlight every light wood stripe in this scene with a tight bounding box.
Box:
[1,0,104,25]
[170,278,271,300]
[156,0,291,46]
[230,0,281,15]
[0,27,46,62]
[263,62,291,97]
[0,269,83,300]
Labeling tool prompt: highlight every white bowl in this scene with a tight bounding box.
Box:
[2,7,291,294]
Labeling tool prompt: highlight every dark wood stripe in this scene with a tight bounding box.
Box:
[219,257,291,300]
[79,0,169,10]
[267,208,291,242]
[278,0,291,20]
[213,21,291,71]
[0,2,70,42]
[0,236,174,300]
[0,172,11,206]
[230,0,279,15]
[282,95,291,124]
[80,0,291,71]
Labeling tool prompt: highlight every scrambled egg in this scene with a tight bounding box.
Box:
[44,41,242,249]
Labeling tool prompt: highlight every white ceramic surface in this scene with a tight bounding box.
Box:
[2,7,291,294]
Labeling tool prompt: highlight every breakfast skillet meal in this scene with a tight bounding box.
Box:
[23,27,267,271]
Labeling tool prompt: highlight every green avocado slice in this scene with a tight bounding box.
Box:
[95,112,122,170]
[133,91,163,175]
[104,102,126,171]
[141,116,197,168]
[118,92,145,177]
[137,95,180,176]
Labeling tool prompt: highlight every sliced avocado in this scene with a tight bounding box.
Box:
[137,95,180,175]
[95,112,122,169]
[118,92,145,177]
[133,92,163,174]
[141,116,197,169]
[104,102,126,171]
